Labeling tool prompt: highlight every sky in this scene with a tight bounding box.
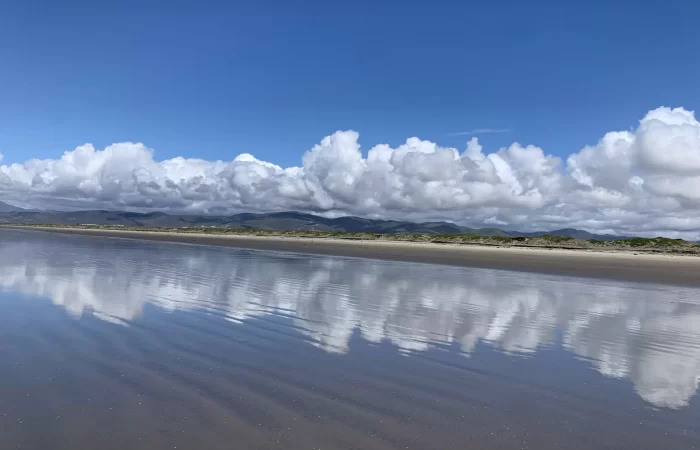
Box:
[1,1,700,237]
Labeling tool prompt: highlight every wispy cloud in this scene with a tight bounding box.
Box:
[447,128,512,136]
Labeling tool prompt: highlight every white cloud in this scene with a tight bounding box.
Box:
[2,106,700,238]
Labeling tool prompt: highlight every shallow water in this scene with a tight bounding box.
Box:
[1,229,699,449]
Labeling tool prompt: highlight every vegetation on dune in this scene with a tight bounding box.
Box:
[617,237,688,248]
[2,223,698,255]
[539,234,574,243]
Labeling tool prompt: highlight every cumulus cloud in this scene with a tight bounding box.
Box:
[2,106,700,238]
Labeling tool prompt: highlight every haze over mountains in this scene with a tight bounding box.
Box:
[0,200,629,241]
[0,201,25,213]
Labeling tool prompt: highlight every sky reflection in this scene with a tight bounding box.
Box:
[2,230,699,409]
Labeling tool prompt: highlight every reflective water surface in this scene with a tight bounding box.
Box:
[1,229,699,449]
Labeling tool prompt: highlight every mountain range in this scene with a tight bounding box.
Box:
[0,201,26,213]
[0,200,631,241]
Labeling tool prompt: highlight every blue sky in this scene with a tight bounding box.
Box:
[2,0,698,167]
[3,1,700,238]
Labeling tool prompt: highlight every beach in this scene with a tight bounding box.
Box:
[8,226,700,287]
[2,228,700,450]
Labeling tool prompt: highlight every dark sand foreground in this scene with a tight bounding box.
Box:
[11,226,700,286]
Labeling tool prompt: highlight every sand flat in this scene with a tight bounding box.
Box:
[2,229,700,450]
[11,226,700,286]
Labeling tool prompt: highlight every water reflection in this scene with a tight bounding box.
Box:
[1,230,700,410]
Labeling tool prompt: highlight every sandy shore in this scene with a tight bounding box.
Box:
[8,226,700,286]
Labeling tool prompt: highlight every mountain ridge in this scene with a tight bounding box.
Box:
[0,201,26,213]
[0,208,633,241]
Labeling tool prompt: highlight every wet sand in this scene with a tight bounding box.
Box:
[1,229,700,450]
[15,226,700,286]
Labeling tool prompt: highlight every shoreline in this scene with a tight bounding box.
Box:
[6,226,700,287]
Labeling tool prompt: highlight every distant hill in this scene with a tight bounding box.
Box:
[0,208,635,241]
[0,201,26,213]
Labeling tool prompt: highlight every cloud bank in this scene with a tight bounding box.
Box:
[2,106,700,238]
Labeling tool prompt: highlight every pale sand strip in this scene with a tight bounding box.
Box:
[9,226,700,287]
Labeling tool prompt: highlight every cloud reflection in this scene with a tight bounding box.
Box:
[1,232,700,409]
